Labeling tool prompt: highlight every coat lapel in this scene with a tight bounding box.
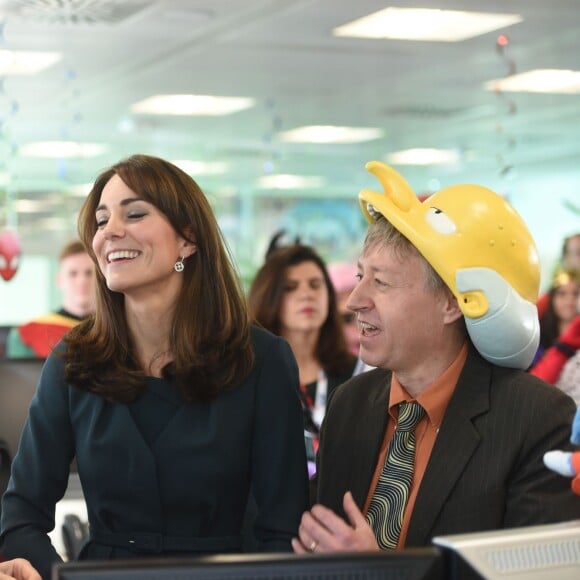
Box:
[406,348,491,545]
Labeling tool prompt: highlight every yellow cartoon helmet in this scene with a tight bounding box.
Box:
[359,161,540,369]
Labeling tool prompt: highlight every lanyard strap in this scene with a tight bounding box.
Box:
[311,370,328,428]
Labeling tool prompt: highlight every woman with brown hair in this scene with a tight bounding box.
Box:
[247,244,357,460]
[0,155,308,578]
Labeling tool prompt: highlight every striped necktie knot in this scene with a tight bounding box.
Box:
[397,401,425,432]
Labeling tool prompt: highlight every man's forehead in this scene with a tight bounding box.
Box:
[358,243,401,267]
[60,253,92,270]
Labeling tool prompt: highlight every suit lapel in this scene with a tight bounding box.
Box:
[352,372,392,507]
[406,348,491,545]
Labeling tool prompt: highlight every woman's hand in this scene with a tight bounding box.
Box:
[0,558,41,580]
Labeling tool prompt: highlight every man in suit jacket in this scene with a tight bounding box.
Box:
[292,161,580,554]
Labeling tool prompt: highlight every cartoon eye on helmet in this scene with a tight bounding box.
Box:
[359,161,540,370]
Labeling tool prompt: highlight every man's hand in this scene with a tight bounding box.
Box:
[0,559,41,580]
[292,491,379,553]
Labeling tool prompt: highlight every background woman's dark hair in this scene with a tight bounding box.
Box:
[247,244,354,377]
[64,154,254,403]
[539,273,577,350]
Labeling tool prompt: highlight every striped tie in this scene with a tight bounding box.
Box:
[366,401,425,549]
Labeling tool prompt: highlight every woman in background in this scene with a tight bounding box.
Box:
[0,154,308,579]
[531,270,580,403]
[248,244,356,456]
[532,269,579,366]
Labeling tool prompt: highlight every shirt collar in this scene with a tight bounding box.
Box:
[389,342,468,430]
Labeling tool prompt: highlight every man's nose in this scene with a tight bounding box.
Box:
[346,279,367,312]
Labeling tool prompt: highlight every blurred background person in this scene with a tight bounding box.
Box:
[531,315,580,404]
[537,233,580,317]
[6,240,95,359]
[328,262,374,376]
[532,269,579,367]
[247,244,357,464]
[561,233,580,272]
[327,262,360,357]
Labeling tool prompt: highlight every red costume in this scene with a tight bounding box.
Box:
[11,311,80,358]
[531,316,580,384]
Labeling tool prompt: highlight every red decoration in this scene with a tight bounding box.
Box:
[0,229,21,281]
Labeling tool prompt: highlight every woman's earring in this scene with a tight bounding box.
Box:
[174,257,185,272]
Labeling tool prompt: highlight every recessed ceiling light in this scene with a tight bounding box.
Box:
[0,49,61,75]
[15,199,58,213]
[66,183,94,197]
[171,160,229,175]
[35,216,70,231]
[484,69,580,94]
[278,125,383,144]
[257,174,326,189]
[333,8,522,42]
[19,141,108,158]
[130,94,255,116]
[387,148,459,165]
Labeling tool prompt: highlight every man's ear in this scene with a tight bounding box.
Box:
[442,290,463,324]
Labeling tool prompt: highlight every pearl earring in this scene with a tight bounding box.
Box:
[174,257,185,272]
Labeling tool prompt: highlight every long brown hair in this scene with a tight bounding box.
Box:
[64,154,254,403]
[247,244,354,377]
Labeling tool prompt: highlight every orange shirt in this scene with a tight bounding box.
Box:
[363,342,468,549]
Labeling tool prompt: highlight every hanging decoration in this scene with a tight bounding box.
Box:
[261,97,282,176]
[0,228,21,281]
[493,34,518,181]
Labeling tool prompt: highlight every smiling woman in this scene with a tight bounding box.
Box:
[0,154,309,579]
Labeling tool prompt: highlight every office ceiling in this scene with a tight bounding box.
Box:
[0,0,579,260]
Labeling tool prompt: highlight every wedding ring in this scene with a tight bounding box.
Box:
[309,540,318,552]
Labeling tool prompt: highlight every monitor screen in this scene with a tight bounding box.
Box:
[53,548,444,580]
[0,357,44,459]
[433,519,580,579]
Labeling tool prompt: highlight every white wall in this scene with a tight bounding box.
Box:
[0,255,58,325]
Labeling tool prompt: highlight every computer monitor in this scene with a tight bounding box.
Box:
[0,357,44,459]
[432,519,580,579]
[52,548,444,580]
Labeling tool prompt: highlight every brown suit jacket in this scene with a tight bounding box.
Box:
[311,344,580,546]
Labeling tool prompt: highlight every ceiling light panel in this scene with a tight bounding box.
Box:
[278,125,383,144]
[0,50,61,75]
[485,69,580,94]
[130,95,255,116]
[19,141,108,158]
[257,174,326,189]
[171,160,229,175]
[333,8,523,42]
[387,148,459,165]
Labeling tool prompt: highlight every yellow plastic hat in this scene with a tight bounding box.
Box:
[359,161,540,369]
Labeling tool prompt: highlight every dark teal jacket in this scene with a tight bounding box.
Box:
[1,327,308,579]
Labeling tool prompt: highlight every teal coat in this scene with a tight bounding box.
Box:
[1,327,308,579]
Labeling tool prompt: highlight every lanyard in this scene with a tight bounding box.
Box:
[300,370,328,431]
[311,370,328,429]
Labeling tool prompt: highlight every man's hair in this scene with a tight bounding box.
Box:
[363,216,448,294]
[59,240,87,262]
